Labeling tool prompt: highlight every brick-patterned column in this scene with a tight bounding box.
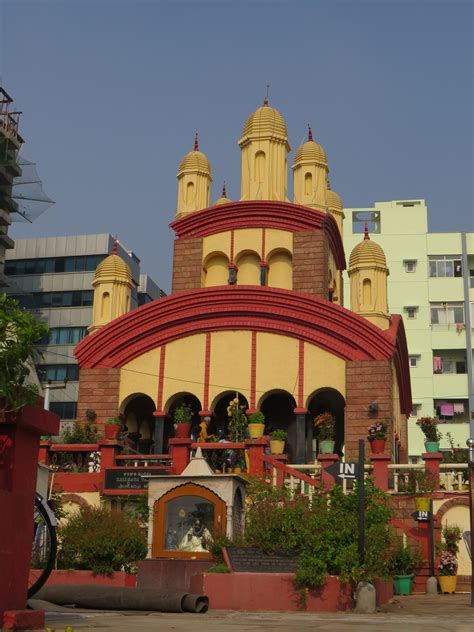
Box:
[77,367,120,427]
[345,360,393,460]
[171,237,203,293]
[293,230,329,298]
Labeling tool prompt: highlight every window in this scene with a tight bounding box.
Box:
[37,364,80,382]
[409,355,420,368]
[4,255,107,276]
[404,306,418,320]
[430,302,464,325]
[49,401,77,420]
[404,260,417,273]
[42,327,88,345]
[428,255,462,278]
[352,211,381,234]
[410,404,421,417]
[470,270,474,289]
[13,290,94,309]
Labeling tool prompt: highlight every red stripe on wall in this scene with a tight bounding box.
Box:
[250,331,257,410]
[298,340,305,408]
[157,345,166,412]
[203,332,211,410]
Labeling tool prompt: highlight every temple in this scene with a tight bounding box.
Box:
[75,99,412,463]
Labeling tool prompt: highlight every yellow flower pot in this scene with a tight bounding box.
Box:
[270,439,285,455]
[248,423,265,439]
[438,575,457,594]
[415,497,431,512]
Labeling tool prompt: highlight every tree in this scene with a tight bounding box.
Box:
[0,293,48,412]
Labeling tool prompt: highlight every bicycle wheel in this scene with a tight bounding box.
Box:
[28,495,57,598]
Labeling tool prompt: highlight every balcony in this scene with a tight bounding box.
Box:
[430,324,467,349]
[433,373,469,399]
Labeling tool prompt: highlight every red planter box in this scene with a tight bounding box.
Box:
[31,569,136,588]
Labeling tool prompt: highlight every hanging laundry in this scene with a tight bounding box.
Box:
[433,356,442,373]
[453,402,465,415]
[440,402,454,417]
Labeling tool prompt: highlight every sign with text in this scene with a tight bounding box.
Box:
[411,510,431,522]
[325,462,361,483]
[224,547,299,573]
[104,467,160,490]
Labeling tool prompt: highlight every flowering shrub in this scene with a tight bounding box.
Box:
[438,550,457,576]
[416,417,442,442]
[227,397,248,442]
[442,525,462,555]
[314,412,335,440]
[173,403,193,424]
[367,420,387,442]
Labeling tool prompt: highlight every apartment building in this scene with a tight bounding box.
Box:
[344,200,473,458]
[5,234,165,431]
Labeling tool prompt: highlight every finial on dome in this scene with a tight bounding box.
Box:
[364,222,370,240]
[308,124,313,142]
[112,238,118,255]
[263,83,270,106]
[222,181,227,197]
[194,131,199,151]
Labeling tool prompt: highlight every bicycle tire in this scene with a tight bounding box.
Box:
[28,496,57,598]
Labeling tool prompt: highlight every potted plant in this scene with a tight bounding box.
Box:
[173,403,194,438]
[314,412,335,454]
[105,416,122,440]
[398,469,438,511]
[416,416,442,453]
[248,411,265,439]
[227,397,248,443]
[388,543,422,595]
[270,429,287,455]
[367,420,387,454]
[438,525,462,594]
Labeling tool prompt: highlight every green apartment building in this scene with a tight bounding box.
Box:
[344,200,474,459]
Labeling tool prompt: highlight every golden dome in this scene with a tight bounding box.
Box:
[94,250,132,284]
[293,127,327,166]
[326,189,343,211]
[241,100,288,140]
[177,133,211,176]
[349,229,387,270]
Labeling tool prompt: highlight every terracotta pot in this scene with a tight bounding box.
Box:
[175,423,191,438]
[438,575,457,594]
[248,423,265,439]
[370,439,386,454]
[104,424,120,440]
[270,439,285,455]
[319,440,335,454]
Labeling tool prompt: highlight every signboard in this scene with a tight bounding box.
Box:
[104,468,159,490]
[325,462,361,483]
[224,547,299,573]
[411,510,431,522]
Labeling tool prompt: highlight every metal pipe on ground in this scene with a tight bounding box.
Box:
[35,585,209,613]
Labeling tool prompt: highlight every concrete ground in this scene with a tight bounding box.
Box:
[43,595,474,631]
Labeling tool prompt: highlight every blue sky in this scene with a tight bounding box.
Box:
[1,0,472,291]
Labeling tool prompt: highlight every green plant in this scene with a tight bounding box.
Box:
[367,420,387,441]
[248,411,265,425]
[416,417,442,442]
[48,487,68,522]
[271,429,287,442]
[388,542,423,576]
[227,397,248,442]
[106,417,121,425]
[173,403,193,424]
[442,524,462,555]
[58,505,147,575]
[0,293,49,412]
[438,549,457,576]
[207,563,231,573]
[398,469,438,495]
[314,412,335,440]
[61,420,100,444]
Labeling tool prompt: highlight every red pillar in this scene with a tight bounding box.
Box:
[245,439,267,476]
[318,453,339,488]
[168,438,192,474]
[38,439,51,465]
[0,405,59,628]
[422,452,442,485]
[98,439,121,470]
[370,454,391,491]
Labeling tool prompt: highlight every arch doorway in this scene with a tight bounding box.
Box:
[260,390,297,461]
[122,394,156,454]
[166,392,202,445]
[212,392,249,438]
[307,388,345,459]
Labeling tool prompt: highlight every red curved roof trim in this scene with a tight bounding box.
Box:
[383,315,412,415]
[170,200,346,270]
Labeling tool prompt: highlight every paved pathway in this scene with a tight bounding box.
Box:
[44,595,474,632]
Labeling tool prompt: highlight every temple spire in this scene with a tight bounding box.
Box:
[308,124,313,142]
[222,181,227,197]
[364,222,370,240]
[194,132,199,151]
[112,238,118,254]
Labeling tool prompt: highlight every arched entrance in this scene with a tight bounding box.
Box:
[165,393,202,445]
[259,390,297,462]
[307,388,345,459]
[212,392,249,438]
[121,394,156,454]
